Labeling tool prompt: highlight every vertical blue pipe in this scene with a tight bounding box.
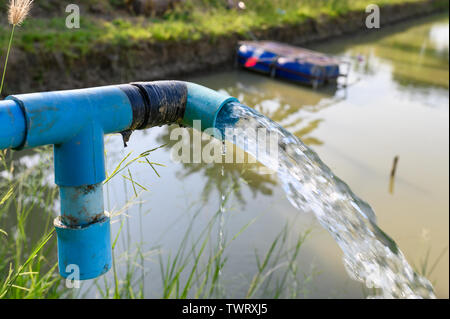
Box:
[54,123,106,187]
[54,215,111,280]
[59,183,105,226]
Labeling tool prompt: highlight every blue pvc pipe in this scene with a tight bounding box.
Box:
[0,81,240,280]
[0,83,235,151]
[60,183,104,226]
[6,86,133,149]
[54,123,106,187]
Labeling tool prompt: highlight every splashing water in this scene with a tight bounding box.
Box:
[216,102,435,299]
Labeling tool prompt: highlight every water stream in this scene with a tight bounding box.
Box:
[216,101,436,299]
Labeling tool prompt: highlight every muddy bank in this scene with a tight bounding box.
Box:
[4,0,446,94]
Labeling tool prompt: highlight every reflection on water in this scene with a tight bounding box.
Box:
[157,126,278,204]
[320,15,449,90]
[176,13,448,298]
[190,72,342,147]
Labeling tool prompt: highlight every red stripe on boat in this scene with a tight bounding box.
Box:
[245,57,259,68]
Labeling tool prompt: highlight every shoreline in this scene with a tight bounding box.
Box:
[4,0,448,95]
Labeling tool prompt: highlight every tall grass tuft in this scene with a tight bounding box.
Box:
[0,0,34,96]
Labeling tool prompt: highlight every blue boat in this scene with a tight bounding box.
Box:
[237,41,345,88]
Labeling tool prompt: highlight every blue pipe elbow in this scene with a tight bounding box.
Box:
[183,82,238,131]
[0,99,26,149]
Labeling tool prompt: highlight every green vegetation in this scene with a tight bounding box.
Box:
[378,18,450,88]
[0,144,313,299]
[0,0,443,57]
[348,15,449,88]
[0,147,62,298]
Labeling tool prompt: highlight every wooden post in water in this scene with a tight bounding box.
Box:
[389,156,399,194]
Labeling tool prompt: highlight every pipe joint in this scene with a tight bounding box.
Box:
[54,214,111,280]
[118,81,188,131]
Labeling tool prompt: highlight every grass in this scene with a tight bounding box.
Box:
[414,246,448,287]
[0,0,442,57]
[0,147,62,298]
[0,140,314,299]
[96,141,315,299]
[102,186,314,299]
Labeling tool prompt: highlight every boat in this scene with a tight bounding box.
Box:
[236,41,348,88]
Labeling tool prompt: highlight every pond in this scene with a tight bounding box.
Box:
[4,13,448,298]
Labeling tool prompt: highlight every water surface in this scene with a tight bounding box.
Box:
[98,14,449,298]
